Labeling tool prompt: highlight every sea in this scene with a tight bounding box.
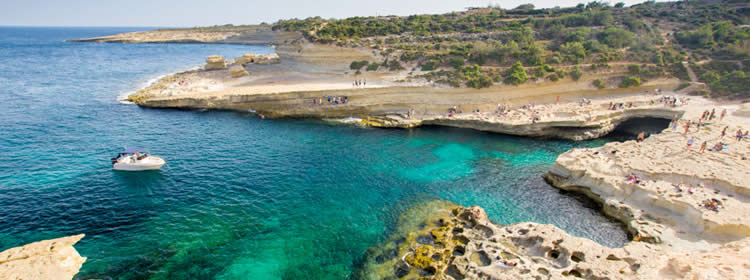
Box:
[0,27,628,279]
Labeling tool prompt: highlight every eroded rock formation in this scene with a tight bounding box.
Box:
[0,234,86,280]
[205,55,226,70]
[229,65,249,77]
[357,202,750,280]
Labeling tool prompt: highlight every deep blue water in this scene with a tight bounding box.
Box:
[0,27,627,279]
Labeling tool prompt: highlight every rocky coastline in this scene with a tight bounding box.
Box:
[70,27,750,279]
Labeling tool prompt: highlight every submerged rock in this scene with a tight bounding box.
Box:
[0,234,86,280]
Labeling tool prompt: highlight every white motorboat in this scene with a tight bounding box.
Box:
[111,147,165,171]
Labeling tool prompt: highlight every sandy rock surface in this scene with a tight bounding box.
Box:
[0,234,86,280]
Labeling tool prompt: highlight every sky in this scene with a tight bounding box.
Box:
[1,0,651,27]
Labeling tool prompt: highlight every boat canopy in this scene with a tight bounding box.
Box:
[120,147,146,154]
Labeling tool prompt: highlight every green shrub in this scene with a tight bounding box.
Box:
[504,62,528,85]
[619,76,641,88]
[627,64,641,75]
[421,59,439,71]
[447,57,465,69]
[366,63,379,71]
[547,73,560,81]
[349,60,369,70]
[388,60,404,71]
[593,78,606,88]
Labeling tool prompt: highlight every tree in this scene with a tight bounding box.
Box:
[514,3,535,10]
[560,42,586,63]
[511,26,536,48]
[615,2,625,8]
[564,27,591,43]
[675,24,714,49]
[505,62,528,85]
[598,27,634,49]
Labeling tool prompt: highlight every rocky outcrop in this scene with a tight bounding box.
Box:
[357,202,750,280]
[234,53,280,66]
[229,65,249,77]
[137,91,684,141]
[544,111,750,245]
[0,234,86,280]
[204,55,227,70]
[235,54,257,65]
[254,53,280,64]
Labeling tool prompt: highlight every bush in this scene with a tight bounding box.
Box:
[597,27,634,49]
[547,73,560,81]
[447,57,464,69]
[388,60,404,71]
[504,62,528,85]
[619,76,641,88]
[627,64,641,75]
[570,66,583,81]
[593,78,606,88]
[350,60,369,70]
[466,73,493,88]
[366,63,379,71]
[421,59,439,71]
[462,64,493,89]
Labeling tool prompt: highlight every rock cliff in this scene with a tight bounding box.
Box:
[0,234,86,280]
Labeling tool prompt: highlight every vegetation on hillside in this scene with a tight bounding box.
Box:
[274,1,750,97]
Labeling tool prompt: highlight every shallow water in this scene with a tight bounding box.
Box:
[0,27,627,279]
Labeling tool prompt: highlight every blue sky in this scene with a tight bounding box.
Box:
[2,0,649,27]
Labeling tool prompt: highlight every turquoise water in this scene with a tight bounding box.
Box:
[0,27,627,279]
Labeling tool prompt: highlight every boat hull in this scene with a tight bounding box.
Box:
[112,157,165,171]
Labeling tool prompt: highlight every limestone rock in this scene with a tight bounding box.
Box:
[254,53,280,64]
[229,65,249,78]
[357,203,750,280]
[205,55,226,70]
[235,54,258,65]
[0,234,86,280]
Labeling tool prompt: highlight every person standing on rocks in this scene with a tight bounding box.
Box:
[700,141,707,153]
[687,137,694,150]
[637,131,645,143]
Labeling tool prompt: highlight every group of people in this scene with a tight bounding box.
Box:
[700,108,727,121]
[625,174,643,184]
[701,198,723,212]
[406,109,416,119]
[607,102,632,110]
[672,182,706,195]
[313,96,349,105]
[352,79,366,87]
[177,79,190,87]
[651,95,684,107]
